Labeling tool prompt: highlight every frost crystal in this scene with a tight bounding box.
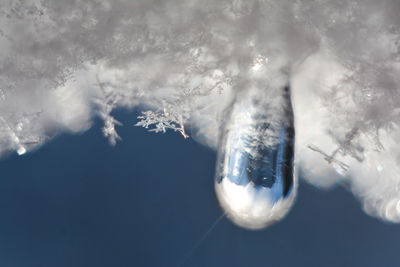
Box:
[1,0,400,223]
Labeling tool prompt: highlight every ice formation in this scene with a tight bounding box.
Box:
[215,83,296,229]
[0,0,400,224]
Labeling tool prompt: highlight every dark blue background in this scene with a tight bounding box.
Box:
[0,111,399,267]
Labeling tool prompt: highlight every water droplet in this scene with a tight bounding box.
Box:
[16,145,26,155]
[215,85,297,229]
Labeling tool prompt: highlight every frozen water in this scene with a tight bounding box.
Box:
[215,84,296,229]
[0,0,400,224]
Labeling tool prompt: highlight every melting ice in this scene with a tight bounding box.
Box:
[215,84,296,229]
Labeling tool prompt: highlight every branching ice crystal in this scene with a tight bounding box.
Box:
[1,0,400,224]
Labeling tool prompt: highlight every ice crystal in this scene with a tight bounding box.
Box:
[0,0,400,222]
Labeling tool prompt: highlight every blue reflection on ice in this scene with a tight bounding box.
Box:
[215,86,296,230]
